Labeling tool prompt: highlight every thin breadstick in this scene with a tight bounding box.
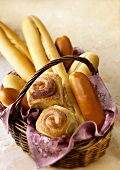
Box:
[0,27,35,82]
[0,21,33,64]
[26,15,84,124]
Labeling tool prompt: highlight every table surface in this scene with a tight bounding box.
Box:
[0,0,120,170]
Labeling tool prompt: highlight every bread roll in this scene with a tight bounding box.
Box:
[68,52,99,76]
[76,52,99,77]
[2,74,26,91]
[27,72,63,110]
[0,86,29,110]
[36,105,78,138]
[55,35,73,56]
[55,35,73,71]
[69,72,105,131]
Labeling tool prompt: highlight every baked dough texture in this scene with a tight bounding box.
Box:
[27,72,63,110]
[36,105,78,138]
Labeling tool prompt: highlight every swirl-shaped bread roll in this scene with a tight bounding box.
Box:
[27,72,63,110]
[36,105,78,138]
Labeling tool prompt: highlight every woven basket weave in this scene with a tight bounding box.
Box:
[8,56,113,168]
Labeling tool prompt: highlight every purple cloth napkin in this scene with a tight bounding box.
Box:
[0,102,14,133]
[73,46,85,55]
[25,74,117,168]
[0,73,118,168]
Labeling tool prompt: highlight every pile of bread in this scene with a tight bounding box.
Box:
[0,16,105,138]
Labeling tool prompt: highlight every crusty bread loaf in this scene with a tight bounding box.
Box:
[69,72,105,131]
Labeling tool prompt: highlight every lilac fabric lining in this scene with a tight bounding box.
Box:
[0,73,118,168]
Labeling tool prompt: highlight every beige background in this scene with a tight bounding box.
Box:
[0,0,120,170]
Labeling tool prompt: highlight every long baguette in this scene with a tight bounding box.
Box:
[0,27,35,82]
[22,16,52,72]
[0,21,33,64]
[22,16,84,124]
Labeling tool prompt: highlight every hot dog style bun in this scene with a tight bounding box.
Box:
[2,74,26,91]
[68,52,99,77]
[0,86,29,110]
[0,74,29,110]
[69,72,105,131]
[55,35,74,71]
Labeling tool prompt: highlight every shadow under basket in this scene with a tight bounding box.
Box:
[8,56,114,169]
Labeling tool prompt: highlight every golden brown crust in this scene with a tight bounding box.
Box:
[27,72,64,110]
[55,35,74,71]
[0,86,29,110]
[36,105,78,138]
[69,72,105,131]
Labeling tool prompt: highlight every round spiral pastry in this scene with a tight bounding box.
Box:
[27,72,64,110]
[29,76,56,98]
[36,105,78,138]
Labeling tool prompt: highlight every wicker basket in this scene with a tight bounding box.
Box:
[8,56,113,168]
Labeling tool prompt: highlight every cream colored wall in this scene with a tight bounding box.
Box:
[0,0,120,169]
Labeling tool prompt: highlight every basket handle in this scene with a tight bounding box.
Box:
[14,55,96,109]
